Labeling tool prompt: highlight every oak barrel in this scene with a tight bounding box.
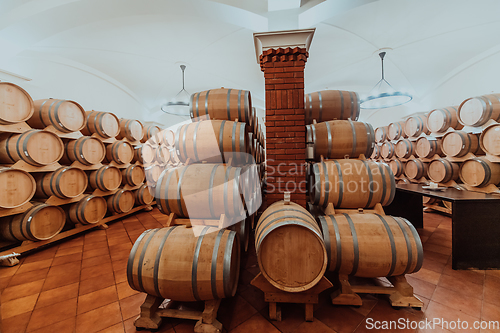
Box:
[68,195,107,225]
[35,167,87,199]
[116,119,144,142]
[62,136,105,166]
[255,201,327,292]
[141,125,160,143]
[107,189,135,214]
[426,106,462,133]
[144,164,163,184]
[318,214,423,276]
[0,203,65,241]
[459,157,500,187]
[427,159,460,183]
[156,164,244,219]
[133,144,155,164]
[175,120,248,165]
[370,144,381,159]
[458,94,500,127]
[121,165,145,187]
[415,137,443,159]
[0,167,36,208]
[309,159,395,209]
[29,99,86,132]
[0,82,34,124]
[405,159,428,180]
[89,165,122,191]
[190,88,252,123]
[442,131,483,157]
[395,139,416,159]
[0,130,64,166]
[387,121,407,140]
[375,126,388,143]
[404,115,430,137]
[380,142,396,159]
[81,111,120,138]
[127,225,240,301]
[134,184,154,205]
[389,159,405,177]
[479,123,500,156]
[105,140,134,164]
[155,145,170,164]
[306,120,374,160]
[305,90,360,124]
[160,129,175,147]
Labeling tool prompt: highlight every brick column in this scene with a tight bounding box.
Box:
[260,47,308,207]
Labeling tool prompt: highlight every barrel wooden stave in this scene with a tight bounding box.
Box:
[380,142,396,159]
[442,131,483,157]
[458,94,500,127]
[395,139,416,159]
[0,168,36,208]
[35,167,87,199]
[107,189,135,214]
[117,119,144,142]
[105,140,134,164]
[480,123,500,156]
[68,195,107,225]
[405,159,428,180]
[305,90,360,124]
[387,121,407,141]
[0,82,35,124]
[389,160,405,177]
[141,125,161,143]
[426,106,462,133]
[459,157,500,187]
[190,88,252,124]
[427,159,460,183]
[29,99,86,132]
[81,111,120,138]
[133,144,155,164]
[121,165,145,187]
[374,126,388,143]
[62,136,105,166]
[134,184,154,205]
[370,144,381,159]
[415,137,443,159]
[89,166,122,191]
[404,115,430,137]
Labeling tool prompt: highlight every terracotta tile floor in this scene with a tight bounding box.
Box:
[1,209,499,333]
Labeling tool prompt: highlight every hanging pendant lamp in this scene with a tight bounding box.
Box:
[360,52,412,109]
[161,65,191,116]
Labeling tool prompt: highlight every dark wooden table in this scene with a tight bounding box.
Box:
[385,184,500,270]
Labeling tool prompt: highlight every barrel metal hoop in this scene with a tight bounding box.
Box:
[237,90,242,121]
[4,134,15,163]
[333,160,343,207]
[46,100,58,130]
[243,91,249,122]
[256,214,318,250]
[176,166,189,216]
[327,215,342,273]
[192,226,211,301]
[194,92,199,119]
[400,217,424,272]
[77,137,87,164]
[155,169,171,214]
[325,121,332,158]
[77,195,92,224]
[223,230,238,297]
[219,120,226,164]
[204,90,210,120]
[136,228,161,291]
[348,119,357,157]
[174,126,181,157]
[233,167,242,217]
[208,165,219,218]
[342,213,359,276]
[375,215,397,276]
[54,167,69,198]
[321,160,330,208]
[153,226,177,297]
[52,100,66,131]
[226,89,232,120]
[307,93,313,124]
[392,216,414,275]
[256,207,313,235]
[21,131,39,166]
[211,229,225,299]
[376,163,388,205]
[318,91,323,122]
[239,123,246,164]
[127,229,152,291]
[192,121,201,162]
[231,122,237,160]
[475,158,491,187]
[223,166,232,217]
[339,90,345,120]
[361,160,374,208]
[318,216,332,271]
[311,124,317,158]
[348,91,355,119]
[365,123,375,158]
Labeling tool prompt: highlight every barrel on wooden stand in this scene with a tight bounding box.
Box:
[34,167,88,199]
[144,164,163,185]
[141,125,161,143]
[61,136,106,166]
[133,144,155,165]
[459,157,500,187]
[405,159,428,180]
[81,111,120,138]
[415,137,443,159]
[134,184,154,205]
[0,168,36,208]
[105,140,134,164]
[155,145,170,165]
[121,165,145,187]
[0,82,34,124]
[479,123,500,156]
[117,119,144,142]
[389,160,405,177]
[427,159,460,183]
[160,129,175,147]
[190,88,252,124]
[404,115,429,138]
[395,139,416,159]
[371,144,381,160]
[89,166,122,191]
[29,99,86,132]
[426,106,462,133]
[387,121,407,141]
[441,131,483,157]
[458,94,500,127]
[375,126,388,143]
[305,90,360,124]
[107,189,135,214]
[380,142,396,159]
[68,195,107,225]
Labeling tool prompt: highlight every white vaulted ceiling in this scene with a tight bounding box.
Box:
[1,0,500,127]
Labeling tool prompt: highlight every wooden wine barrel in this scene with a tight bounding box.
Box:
[29,99,86,132]
[0,168,36,208]
[441,131,483,157]
[459,157,500,187]
[144,164,163,184]
[380,142,396,159]
[415,137,443,159]
[116,119,144,142]
[62,136,105,166]
[306,120,374,160]
[105,140,134,164]
[141,125,161,143]
[155,145,170,164]
[426,106,462,133]
[305,90,360,124]
[127,225,240,301]
[318,214,423,276]
[389,159,405,177]
[134,184,154,205]
[68,195,107,225]
[190,88,252,123]
[229,215,251,253]
[479,123,500,156]
[169,148,180,165]
[81,111,120,138]
[121,165,145,187]
[423,196,439,205]
[160,129,175,147]
[405,159,428,180]
[458,94,500,127]
[0,204,65,241]
[370,144,381,159]
[395,139,416,159]
[0,82,34,124]
[35,167,87,199]
[427,159,460,183]
[248,107,256,133]
[89,166,122,191]
[374,126,388,143]
[310,159,395,209]
[107,189,135,214]
[156,164,244,219]
[175,120,248,164]
[404,115,430,137]
[255,201,327,292]
[0,130,64,166]
[133,144,155,164]
[387,121,407,141]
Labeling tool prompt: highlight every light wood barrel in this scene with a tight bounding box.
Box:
[426,106,462,133]
[0,168,36,208]
[144,164,163,184]
[318,214,423,276]
[169,148,180,165]
[156,164,244,219]
[160,129,175,147]
[442,131,483,157]
[141,125,161,143]
[415,137,443,159]
[405,159,428,180]
[81,111,120,138]
[155,145,170,164]
[35,167,87,199]
[427,159,460,183]
[0,203,65,241]
[380,142,396,159]
[89,166,122,191]
[395,139,416,159]
[127,226,240,301]
[305,90,360,124]
[375,126,388,143]
[256,201,327,292]
[105,140,134,164]
[121,165,145,187]
[387,121,407,140]
[62,136,105,166]
[29,99,86,132]
[107,189,135,214]
[404,115,430,137]
[459,157,500,187]
[175,120,248,165]
[389,160,405,177]
[0,82,34,124]
[310,159,395,209]
[0,130,64,166]
[423,197,439,205]
[306,120,374,160]
[480,123,500,156]
[458,94,500,127]
[370,144,381,159]
[68,195,107,225]
[133,144,155,164]
[134,184,154,205]
[190,88,252,123]
[117,119,144,142]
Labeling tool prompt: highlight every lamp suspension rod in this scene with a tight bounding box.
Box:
[180,65,186,90]
[379,51,386,80]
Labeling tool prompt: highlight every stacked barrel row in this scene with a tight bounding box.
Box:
[0,81,157,245]
[372,93,500,190]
